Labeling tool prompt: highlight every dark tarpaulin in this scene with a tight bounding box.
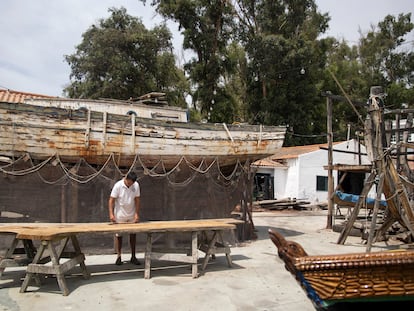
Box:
[0,154,254,253]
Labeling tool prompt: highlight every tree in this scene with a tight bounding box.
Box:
[64,7,189,107]
[320,13,414,142]
[358,13,414,109]
[320,38,367,140]
[234,0,330,145]
[143,0,237,122]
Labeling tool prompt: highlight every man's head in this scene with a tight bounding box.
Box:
[124,171,137,187]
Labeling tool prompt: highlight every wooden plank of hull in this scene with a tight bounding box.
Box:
[0,102,286,168]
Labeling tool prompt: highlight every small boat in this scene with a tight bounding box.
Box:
[268,228,414,310]
[333,190,387,209]
[0,99,286,169]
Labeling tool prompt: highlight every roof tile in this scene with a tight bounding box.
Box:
[0,88,56,103]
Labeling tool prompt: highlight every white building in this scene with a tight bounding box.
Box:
[252,139,371,204]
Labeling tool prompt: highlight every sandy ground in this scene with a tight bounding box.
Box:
[0,209,410,311]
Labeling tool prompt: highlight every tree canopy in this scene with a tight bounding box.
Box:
[64,3,414,146]
[64,7,189,107]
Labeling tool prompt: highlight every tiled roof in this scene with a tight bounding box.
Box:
[252,158,287,168]
[252,141,344,167]
[269,142,343,160]
[0,88,56,103]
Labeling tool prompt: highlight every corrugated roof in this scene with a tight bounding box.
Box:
[0,88,56,103]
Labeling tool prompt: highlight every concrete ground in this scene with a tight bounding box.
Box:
[0,209,409,311]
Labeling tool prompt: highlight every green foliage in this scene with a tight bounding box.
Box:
[143,0,237,122]
[65,3,414,148]
[320,13,414,140]
[234,0,330,145]
[358,13,414,110]
[64,7,189,106]
[188,107,202,122]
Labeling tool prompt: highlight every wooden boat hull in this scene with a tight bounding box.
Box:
[268,229,414,309]
[0,102,286,169]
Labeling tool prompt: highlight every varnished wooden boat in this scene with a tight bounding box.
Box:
[268,228,414,310]
[0,101,286,169]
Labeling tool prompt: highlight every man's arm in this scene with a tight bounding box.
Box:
[108,197,116,223]
[134,196,140,223]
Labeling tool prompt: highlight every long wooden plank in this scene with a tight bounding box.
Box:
[0,219,237,241]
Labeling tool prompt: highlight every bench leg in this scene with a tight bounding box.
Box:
[201,231,218,270]
[48,241,70,296]
[217,231,233,267]
[191,231,199,278]
[144,233,152,279]
[70,236,90,279]
[0,236,19,277]
[20,242,46,293]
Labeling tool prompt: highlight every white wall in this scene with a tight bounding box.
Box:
[299,149,331,203]
[332,140,370,165]
[272,140,371,204]
[299,140,370,204]
[273,168,287,199]
[254,140,373,204]
[280,158,300,200]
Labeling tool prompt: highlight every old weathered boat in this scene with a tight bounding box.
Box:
[268,228,414,310]
[0,100,286,169]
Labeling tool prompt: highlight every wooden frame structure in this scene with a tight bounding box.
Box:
[335,88,414,250]
[0,219,240,296]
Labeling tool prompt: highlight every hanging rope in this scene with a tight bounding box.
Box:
[0,151,252,185]
[327,68,365,125]
[0,153,56,176]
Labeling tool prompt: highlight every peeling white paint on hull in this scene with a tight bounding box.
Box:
[0,102,286,168]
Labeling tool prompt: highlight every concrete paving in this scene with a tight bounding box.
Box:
[0,209,403,311]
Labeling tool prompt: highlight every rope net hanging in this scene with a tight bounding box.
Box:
[0,153,254,252]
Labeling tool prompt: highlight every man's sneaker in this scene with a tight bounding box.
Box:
[130,257,141,265]
[115,257,123,265]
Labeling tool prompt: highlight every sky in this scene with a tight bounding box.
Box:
[0,0,413,97]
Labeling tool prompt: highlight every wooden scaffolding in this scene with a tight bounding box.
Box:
[336,86,414,251]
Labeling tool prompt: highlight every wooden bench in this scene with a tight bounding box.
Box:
[0,219,240,295]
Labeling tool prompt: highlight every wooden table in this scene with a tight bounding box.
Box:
[0,219,240,295]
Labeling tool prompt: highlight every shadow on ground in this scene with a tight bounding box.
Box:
[0,254,250,295]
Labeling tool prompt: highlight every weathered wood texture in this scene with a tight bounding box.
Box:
[25,97,188,123]
[0,102,285,168]
[0,219,239,240]
[1,219,240,295]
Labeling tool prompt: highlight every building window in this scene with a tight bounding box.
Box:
[316,176,328,191]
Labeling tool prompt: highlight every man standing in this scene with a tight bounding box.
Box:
[108,171,141,265]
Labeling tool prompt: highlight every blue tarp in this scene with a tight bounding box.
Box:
[335,191,387,207]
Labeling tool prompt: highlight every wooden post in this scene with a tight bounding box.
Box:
[366,173,384,252]
[396,113,400,170]
[327,96,334,229]
[70,181,79,222]
[60,184,66,223]
[166,176,176,248]
[337,171,376,244]
[246,161,255,231]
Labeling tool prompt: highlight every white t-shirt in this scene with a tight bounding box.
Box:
[110,179,140,222]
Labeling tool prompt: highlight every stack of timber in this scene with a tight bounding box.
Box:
[135,92,168,105]
[253,198,311,211]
